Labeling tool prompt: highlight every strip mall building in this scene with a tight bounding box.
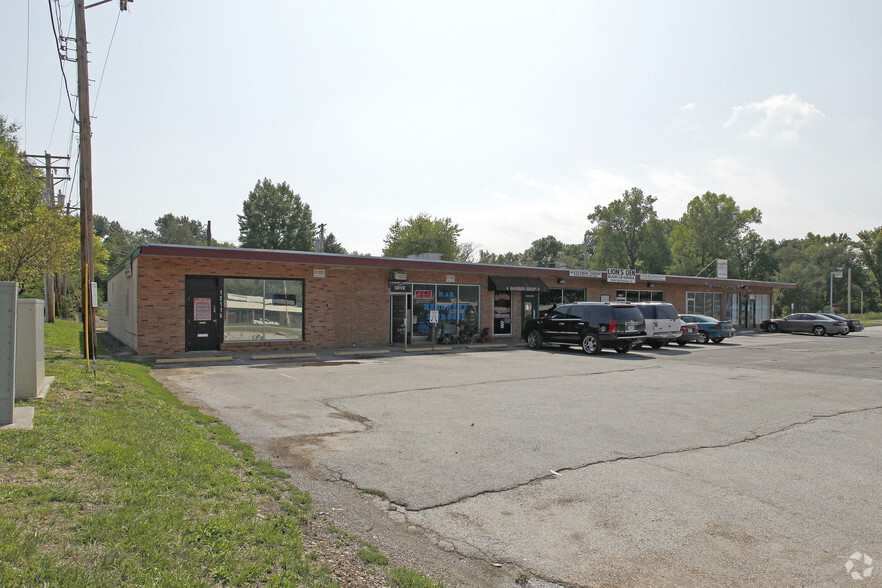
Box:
[106,244,795,355]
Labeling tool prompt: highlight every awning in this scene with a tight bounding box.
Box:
[488,276,549,292]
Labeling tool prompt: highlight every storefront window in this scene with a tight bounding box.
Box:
[538,288,584,312]
[224,278,303,341]
[412,284,481,340]
[686,291,722,319]
[616,289,664,302]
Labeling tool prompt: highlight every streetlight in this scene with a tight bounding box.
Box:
[829,269,843,312]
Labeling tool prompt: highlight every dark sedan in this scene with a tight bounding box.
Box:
[760,313,849,336]
[819,313,864,334]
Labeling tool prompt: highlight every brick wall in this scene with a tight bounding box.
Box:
[130,253,777,355]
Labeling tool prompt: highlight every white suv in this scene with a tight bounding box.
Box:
[632,303,682,348]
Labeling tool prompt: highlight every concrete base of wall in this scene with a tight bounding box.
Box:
[0,406,35,431]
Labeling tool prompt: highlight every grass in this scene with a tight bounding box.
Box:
[856,311,882,326]
[1,320,443,588]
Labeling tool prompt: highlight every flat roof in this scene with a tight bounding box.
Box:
[110,243,796,290]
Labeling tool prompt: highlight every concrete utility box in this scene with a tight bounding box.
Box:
[1,282,17,426]
[16,299,53,399]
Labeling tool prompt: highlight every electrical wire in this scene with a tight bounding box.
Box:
[91,8,121,116]
[48,0,77,123]
[25,0,31,148]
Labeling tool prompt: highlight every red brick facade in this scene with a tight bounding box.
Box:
[108,244,794,356]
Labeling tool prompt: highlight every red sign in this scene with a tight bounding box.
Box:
[193,297,212,321]
[414,290,433,300]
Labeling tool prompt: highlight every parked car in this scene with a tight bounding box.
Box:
[760,313,849,336]
[678,314,736,344]
[522,302,646,355]
[818,313,864,334]
[673,320,703,346]
[631,302,682,348]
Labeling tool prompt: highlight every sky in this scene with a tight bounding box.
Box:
[3,1,881,256]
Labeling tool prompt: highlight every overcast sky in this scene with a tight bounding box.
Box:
[3,1,881,256]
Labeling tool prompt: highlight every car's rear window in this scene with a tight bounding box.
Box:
[612,306,644,322]
[655,305,679,320]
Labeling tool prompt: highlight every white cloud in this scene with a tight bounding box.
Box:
[680,102,696,113]
[724,93,825,141]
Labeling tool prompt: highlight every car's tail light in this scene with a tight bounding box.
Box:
[712,323,722,329]
[609,319,617,332]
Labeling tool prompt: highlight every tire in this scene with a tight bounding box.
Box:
[615,343,632,354]
[767,323,779,333]
[840,332,849,336]
[676,341,688,346]
[812,325,826,336]
[526,330,543,349]
[648,340,665,349]
[697,331,710,344]
[711,338,723,344]
[580,333,601,355]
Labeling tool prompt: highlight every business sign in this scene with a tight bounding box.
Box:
[429,310,440,324]
[639,273,667,282]
[414,289,434,300]
[606,268,636,283]
[716,259,728,279]
[569,270,604,278]
[389,282,412,293]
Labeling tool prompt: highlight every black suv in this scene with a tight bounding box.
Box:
[522,302,647,355]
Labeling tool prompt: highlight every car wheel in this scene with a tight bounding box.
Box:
[767,323,779,333]
[676,341,687,346]
[526,330,543,349]
[648,340,664,349]
[697,331,710,344]
[812,325,826,336]
[840,331,849,336]
[581,333,601,355]
[711,337,723,344]
[614,343,632,354]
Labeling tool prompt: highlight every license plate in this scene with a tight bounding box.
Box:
[626,322,636,332]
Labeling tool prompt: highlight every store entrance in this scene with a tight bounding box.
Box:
[522,293,539,325]
[390,293,412,345]
[185,276,222,351]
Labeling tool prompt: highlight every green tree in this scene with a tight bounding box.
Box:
[587,188,671,272]
[669,192,762,276]
[152,214,207,245]
[323,232,347,254]
[382,213,462,260]
[522,235,565,267]
[238,179,315,250]
[773,233,867,314]
[855,226,882,306]
[478,250,523,266]
[1,116,44,234]
[735,231,778,281]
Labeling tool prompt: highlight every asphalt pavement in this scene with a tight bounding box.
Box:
[153,328,882,587]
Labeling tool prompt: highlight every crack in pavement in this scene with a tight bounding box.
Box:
[388,403,882,512]
[322,364,660,402]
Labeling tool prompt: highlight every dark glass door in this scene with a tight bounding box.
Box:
[185,276,222,351]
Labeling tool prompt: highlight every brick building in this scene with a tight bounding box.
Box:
[106,243,795,355]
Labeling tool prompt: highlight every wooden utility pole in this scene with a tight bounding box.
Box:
[75,0,96,358]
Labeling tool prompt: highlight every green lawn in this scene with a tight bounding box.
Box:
[1,321,442,587]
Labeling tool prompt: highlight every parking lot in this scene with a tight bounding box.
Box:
[154,329,882,587]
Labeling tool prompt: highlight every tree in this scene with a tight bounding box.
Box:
[855,226,882,306]
[238,179,315,251]
[521,236,565,267]
[587,188,671,272]
[478,250,523,266]
[152,214,207,245]
[0,116,79,293]
[735,231,778,281]
[382,213,462,260]
[669,192,762,276]
[322,232,347,254]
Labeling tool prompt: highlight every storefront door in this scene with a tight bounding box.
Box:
[390,293,412,345]
[185,276,222,351]
[522,293,539,325]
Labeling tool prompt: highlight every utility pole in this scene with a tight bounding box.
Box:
[73,0,131,358]
[75,0,96,358]
[207,220,212,246]
[314,223,326,252]
[24,153,70,323]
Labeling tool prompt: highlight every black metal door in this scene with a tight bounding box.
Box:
[185,276,222,351]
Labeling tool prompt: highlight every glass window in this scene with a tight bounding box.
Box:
[224,278,303,342]
[413,284,435,337]
[539,289,562,313]
[562,288,586,304]
[686,292,723,319]
[617,289,663,302]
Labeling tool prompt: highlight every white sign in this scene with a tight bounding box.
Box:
[429,310,440,324]
[569,270,603,278]
[91,282,99,308]
[313,269,326,278]
[606,268,636,283]
[716,259,728,279]
[446,275,455,283]
[638,273,667,282]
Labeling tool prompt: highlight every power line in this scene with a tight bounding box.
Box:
[91,8,121,116]
[25,0,31,147]
[48,0,77,124]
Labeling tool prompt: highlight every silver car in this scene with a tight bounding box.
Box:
[761,313,849,336]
